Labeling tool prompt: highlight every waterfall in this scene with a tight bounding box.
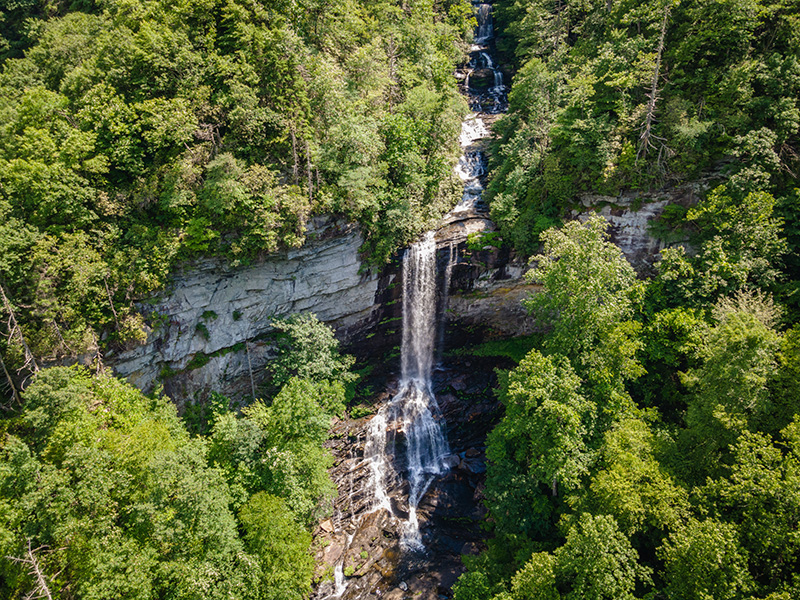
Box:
[365,232,451,550]
[363,0,509,551]
[475,3,493,43]
[455,0,508,213]
[400,234,438,382]
[316,4,508,594]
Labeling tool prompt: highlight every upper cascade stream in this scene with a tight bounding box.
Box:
[453,1,506,215]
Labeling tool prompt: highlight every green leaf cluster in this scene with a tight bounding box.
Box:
[0,0,474,372]
[487,0,800,256]
[455,216,800,600]
[1,314,355,598]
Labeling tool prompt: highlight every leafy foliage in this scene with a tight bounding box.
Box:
[488,0,800,256]
[1,314,355,598]
[486,350,594,538]
[0,0,474,375]
[0,367,262,600]
[269,313,356,389]
[525,216,644,412]
[457,213,798,600]
[659,518,754,600]
[554,513,652,600]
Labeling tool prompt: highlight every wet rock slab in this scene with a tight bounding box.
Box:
[313,359,503,600]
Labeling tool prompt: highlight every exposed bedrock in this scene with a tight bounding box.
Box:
[107,217,387,402]
[104,186,690,401]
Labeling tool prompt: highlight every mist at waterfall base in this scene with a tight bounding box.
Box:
[365,233,451,551]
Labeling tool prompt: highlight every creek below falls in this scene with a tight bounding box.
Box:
[312,3,509,599]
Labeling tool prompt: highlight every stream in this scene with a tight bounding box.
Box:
[313,3,507,598]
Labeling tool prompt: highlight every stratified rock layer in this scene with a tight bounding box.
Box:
[105,187,685,402]
[109,217,383,401]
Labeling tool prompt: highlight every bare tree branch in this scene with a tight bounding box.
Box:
[0,350,21,406]
[6,540,54,600]
[637,2,672,163]
[0,284,39,375]
[289,123,300,185]
[104,276,121,332]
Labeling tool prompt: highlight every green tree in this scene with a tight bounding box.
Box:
[766,325,800,435]
[0,367,261,600]
[525,216,644,408]
[270,313,356,388]
[509,552,559,600]
[452,571,494,600]
[681,291,781,479]
[635,306,706,420]
[582,418,688,536]
[239,378,342,523]
[239,492,314,600]
[555,513,652,600]
[698,425,800,590]
[485,349,595,547]
[659,517,753,600]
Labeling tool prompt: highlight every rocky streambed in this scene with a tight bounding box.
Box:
[313,354,511,600]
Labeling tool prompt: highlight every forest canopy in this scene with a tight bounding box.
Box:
[487,0,800,260]
[454,215,800,600]
[0,314,355,600]
[450,3,800,598]
[0,0,475,369]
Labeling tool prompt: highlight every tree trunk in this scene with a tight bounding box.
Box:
[104,276,121,331]
[305,138,314,203]
[6,540,54,600]
[290,124,300,185]
[637,3,671,162]
[0,351,21,406]
[0,284,39,375]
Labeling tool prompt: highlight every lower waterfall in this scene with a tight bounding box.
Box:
[366,232,451,550]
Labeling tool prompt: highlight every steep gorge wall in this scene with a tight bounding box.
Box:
[107,193,686,401]
[431,180,703,345]
[571,176,712,272]
[109,217,389,402]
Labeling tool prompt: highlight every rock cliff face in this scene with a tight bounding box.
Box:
[109,217,385,402]
[107,191,683,402]
[572,177,711,272]
[435,210,539,343]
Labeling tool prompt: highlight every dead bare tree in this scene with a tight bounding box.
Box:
[0,350,21,406]
[103,276,121,332]
[637,2,672,164]
[245,340,256,399]
[6,540,55,600]
[289,123,300,185]
[0,284,39,377]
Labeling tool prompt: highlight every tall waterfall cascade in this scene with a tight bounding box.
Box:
[363,0,509,558]
[362,1,508,553]
[365,233,452,550]
[317,3,507,597]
